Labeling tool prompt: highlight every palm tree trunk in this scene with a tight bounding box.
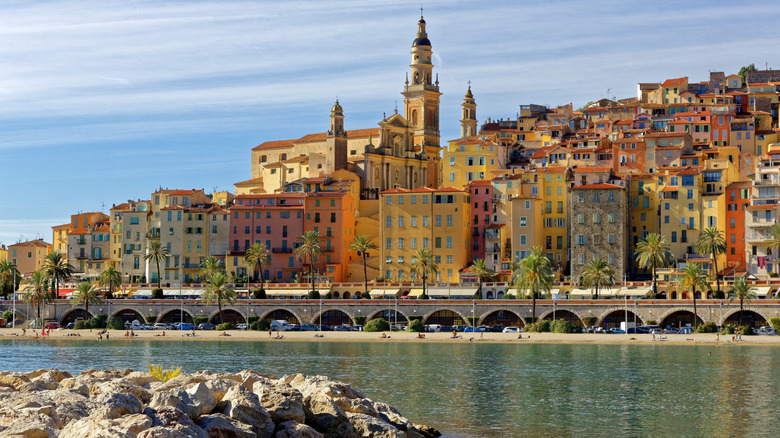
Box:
[218,299,223,325]
[531,291,536,321]
[739,299,744,327]
[712,251,720,296]
[156,260,161,288]
[258,263,265,289]
[651,259,657,297]
[363,254,368,298]
[310,256,315,294]
[693,287,698,328]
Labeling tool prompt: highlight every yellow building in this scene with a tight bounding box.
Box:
[379,187,471,283]
[0,245,7,263]
[441,135,505,189]
[533,167,571,270]
[657,167,705,261]
[510,195,543,263]
[628,174,659,276]
[51,223,70,257]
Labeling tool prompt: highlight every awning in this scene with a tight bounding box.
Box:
[610,287,652,298]
[569,288,593,296]
[426,287,478,297]
[369,288,401,297]
[266,289,311,297]
[407,288,425,297]
[754,286,772,297]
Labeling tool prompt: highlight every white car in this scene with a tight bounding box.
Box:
[502,326,522,333]
[754,326,777,335]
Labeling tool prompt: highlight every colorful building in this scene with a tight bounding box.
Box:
[8,239,51,276]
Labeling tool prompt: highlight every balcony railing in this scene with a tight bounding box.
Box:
[272,248,293,253]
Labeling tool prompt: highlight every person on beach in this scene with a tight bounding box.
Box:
[380,333,387,338]
[269,329,272,339]
[517,333,522,339]
[219,332,230,337]
[416,333,425,339]
[22,329,26,336]
[124,331,130,337]
[479,332,484,341]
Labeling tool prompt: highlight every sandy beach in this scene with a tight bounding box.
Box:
[2,327,778,346]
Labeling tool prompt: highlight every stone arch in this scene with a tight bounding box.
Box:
[368,308,409,325]
[60,308,93,325]
[722,309,768,327]
[342,292,351,299]
[111,308,145,324]
[479,309,523,327]
[331,291,340,299]
[659,310,702,329]
[208,309,246,325]
[540,309,583,325]
[422,309,467,326]
[485,290,494,299]
[260,308,302,324]
[657,308,702,328]
[313,309,352,327]
[597,308,644,328]
[159,309,194,324]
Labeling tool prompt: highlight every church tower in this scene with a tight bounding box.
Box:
[402,13,442,186]
[460,86,477,138]
[326,100,347,172]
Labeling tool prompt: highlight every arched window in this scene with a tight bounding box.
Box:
[280,153,287,161]
[412,109,418,126]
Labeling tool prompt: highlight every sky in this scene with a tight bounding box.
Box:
[2,0,780,246]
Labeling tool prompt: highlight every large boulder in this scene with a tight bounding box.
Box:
[252,379,305,424]
[92,391,144,420]
[302,392,358,438]
[347,412,406,438]
[217,385,274,438]
[275,421,325,438]
[197,413,256,438]
[148,382,216,419]
[141,406,208,438]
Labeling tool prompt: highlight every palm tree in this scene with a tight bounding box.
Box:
[199,256,224,282]
[42,251,74,299]
[514,246,553,321]
[410,249,439,298]
[468,258,496,299]
[294,231,324,294]
[635,233,673,298]
[72,281,102,316]
[728,277,757,327]
[349,235,378,298]
[696,227,726,297]
[23,269,53,324]
[680,263,709,328]
[98,266,121,299]
[200,271,236,324]
[244,243,271,289]
[144,240,170,288]
[580,256,615,299]
[0,261,20,299]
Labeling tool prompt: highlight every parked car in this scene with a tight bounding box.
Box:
[679,327,694,335]
[44,323,61,330]
[333,325,354,331]
[174,323,197,331]
[490,325,505,333]
[142,324,155,331]
[608,328,626,334]
[299,323,318,331]
[270,320,289,331]
[754,326,777,335]
[236,323,249,330]
[502,327,521,333]
[317,325,331,331]
[198,323,216,331]
[453,325,467,332]
[153,323,172,330]
[663,328,680,334]
[286,324,301,331]
[66,323,75,329]
[463,326,486,332]
[353,325,364,332]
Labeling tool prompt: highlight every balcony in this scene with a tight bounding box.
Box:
[272,248,293,254]
[745,233,769,243]
[76,239,87,245]
[754,177,780,187]
[748,219,775,228]
[486,244,501,254]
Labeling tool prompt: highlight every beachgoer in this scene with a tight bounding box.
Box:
[716,333,720,343]
[161,331,165,337]
[517,333,522,339]
[652,333,656,341]
[22,329,26,336]
[130,329,135,337]
[41,328,46,337]
[191,329,196,337]
[452,330,458,338]
[220,331,230,337]
[417,333,425,339]
[269,329,272,339]
[380,333,387,338]
[479,332,484,341]
[124,331,130,337]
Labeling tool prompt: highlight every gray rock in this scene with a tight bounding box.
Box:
[1,418,53,438]
[198,413,256,438]
[148,382,216,420]
[252,380,305,424]
[218,385,274,438]
[93,380,152,403]
[59,417,136,438]
[93,391,143,420]
[142,406,208,438]
[303,392,357,438]
[275,421,325,438]
[204,378,240,403]
[347,412,406,438]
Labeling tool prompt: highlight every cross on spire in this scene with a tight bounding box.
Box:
[467,80,472,88]
[420,5,423,17]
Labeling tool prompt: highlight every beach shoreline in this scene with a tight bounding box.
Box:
[1,327,776,346]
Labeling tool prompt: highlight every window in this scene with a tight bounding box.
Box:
[450,157,455,166]
[578,193,584,202]
[446,255,453,264]
[423,216,429,227]
[577,235,587,244]
[435,216,442,227]
[608,192,615,202]
[398,238,404,249]
[608,234,615,244]
[520,216,527,227]
[435,237,441,248]
[386,238,391,249]
[398,196,404,205]
[671,231,677,242]
[386,197,392,205]
[423,237,429,248]
[398,216,405,227]
[411,238,417,249]
[446,237,453,248]
[446,215,453,226]
[577,213,584,224]
[593,213,601,224]
[386,216,392,227]
[594,193,600,203]
[578,254,585,265]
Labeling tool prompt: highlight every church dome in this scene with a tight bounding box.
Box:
[413,36,431,47]
[331,100,343,114]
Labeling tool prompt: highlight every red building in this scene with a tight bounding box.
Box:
[725,181,751,274]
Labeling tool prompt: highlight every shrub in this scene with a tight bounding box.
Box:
[721,324,736,334]
[525,320,551,333]
[696,322,718,333]
[74,320,89,330]
[216,323,236,331]
[646,320,657,325]
[419,294,430,300]
[581,316,597,328]
[247,315,259,325]
[324,292,332,299]
[711,290,726,299]
[249,321,261,331]
[148,364,182,382]
[467,316,478,326]
[88,317,106,329]
[152,289,164,299]
[353,316,366,326]
[252,288,266,299]
[193,316,208,326]
[769,317,780,332]
[408,320,424,332]
[2,310,13,322]
[408,315,422,322]
[107,317,124,330]
[737,325,753,336]
[502,294,516,299]
[364,318,389,332]
[145,314,157,324]
[550,320,579,333]
[308,290,321,299]
[257,320,271,331]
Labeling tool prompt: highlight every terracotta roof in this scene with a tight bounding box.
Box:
[469,180,492,186]
[662,77,687,86]
[571,183,623,190]
[234,177,264,186]
[661,186,678,192]
[380,186,465,195]
[726,181,752,189]
[252,128,380,151]
[748,204,777,210]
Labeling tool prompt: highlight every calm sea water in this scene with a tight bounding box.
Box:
[2,338,779,437]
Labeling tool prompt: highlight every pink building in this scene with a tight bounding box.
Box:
[468,180,493,261]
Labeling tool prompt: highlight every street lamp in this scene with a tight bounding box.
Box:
[448,275,451,299]
[472,300,476,331]
[319,300,322,331]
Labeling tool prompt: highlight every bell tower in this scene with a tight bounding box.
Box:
[460,86,477,138]
[402,13,441,186]
[326,100,347,172]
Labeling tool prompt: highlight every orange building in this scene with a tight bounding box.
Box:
[8,239,51,275]
[303,191,356,283]
[725,181,751,274]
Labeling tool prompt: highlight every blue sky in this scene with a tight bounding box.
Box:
[2,0,780,245]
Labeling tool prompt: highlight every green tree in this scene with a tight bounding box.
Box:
[0,261,20,299]
[43,251,74,298]
[680,263,709,328]
[411,249,439,298]
[244,243,271,289]
[144,240,170,288]
[580,256,615,300]
[24,269,53,323]
[98,266,122,299]
[468,258,496,299]
[696,227,726,297]
[738,63,757,84]
[294,231,324,295]
[199,256,224,282]
[635,233,673,297]
[728,277,757,327]
[200,271,236,325]
[349,235,378,299]
[514,246,553,321]
[72,281,102,315]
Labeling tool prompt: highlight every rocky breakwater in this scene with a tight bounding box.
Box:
[0,368,441,438]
